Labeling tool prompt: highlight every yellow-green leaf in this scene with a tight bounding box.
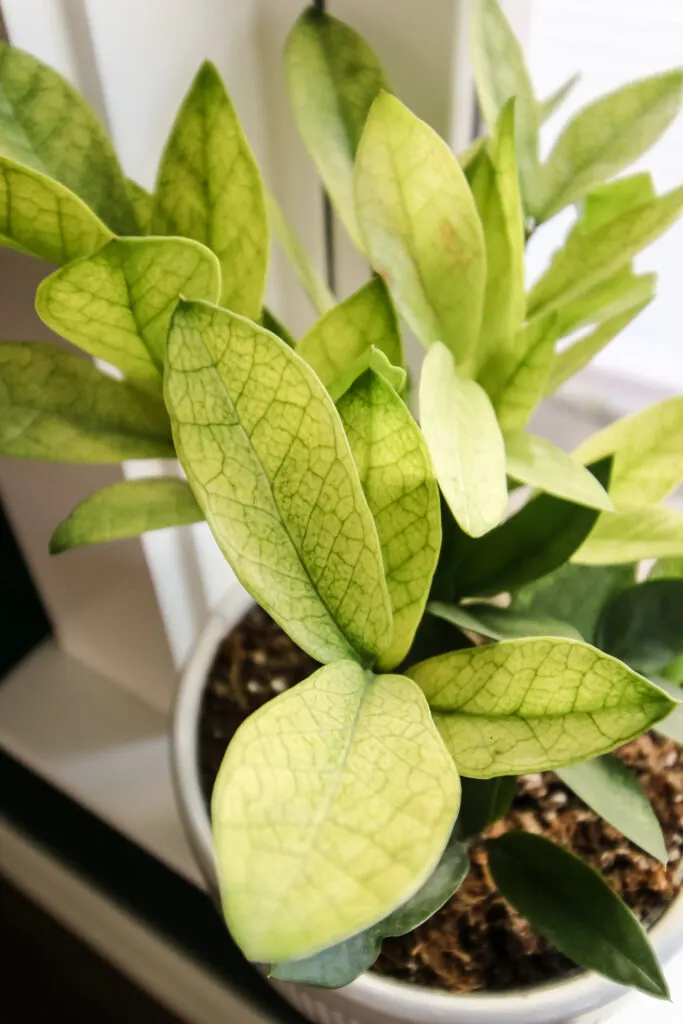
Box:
[296,277,402,390]
[165,300,392,666]
[0,155,112,264]
[527,187,683,320]
[486,315,558,432]
[355,93,486,364]
[546,301,652,396]
[505,432,614,511]
[153,61,268,318]
[553,267,655,341]
[576,396,683,505]
[420,342,507,538]
[408,639,675,778]
[573,505,683,566]
[337,368,441,669]
[539,73,580,124]
[471,100,525,381]
[212,660,461,962]
[537,70,683,221]
[0,342,172,462]
[469,0,540,210]
[36,237,220,396]
[126,178,153,234]
[429,601,582,642]
[50,477,202,553]
[580,173,656,233]
[328,346,405,405]
[285,7,390,249]
[0,41,137,234]
[266,191,334,315]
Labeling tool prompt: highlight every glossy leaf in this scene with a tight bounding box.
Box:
[547,301,652,395]
[527,187,683,320]
[537,70,683,221]
[36,237,221,395]
[487,831,669,997]
[575,504,683,566]
[471,100,525,383]
[355,93,486,364]
[552,267,655,341]
[448,458,612,599]
[505,432,614,511]
[266,191,334,315]
[457,776,517,839]
[420,342,507,538]
[212,661,461,962]
[595,579,683,675]
[0,41,137,234]
[409,638,675,777]
[286,8,389,249]
[540,74,580,123]
[0,342,172,462]
[126,178,153,234]
[0,155,111,264]
[428,601,582,642]
[50,478,202,553]
[510,562,636,643]
[557,756,667,863]
[329,347,405,404]
[338,368,440,669]
[270,830,468,987]
[469,0,539,209]
[296,277,402,389]
[165,300,392,666]
[485,315,558,432]
[576,396,683,505]
[153,61,268,318]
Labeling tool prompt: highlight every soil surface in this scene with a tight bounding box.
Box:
[198,606,683,994]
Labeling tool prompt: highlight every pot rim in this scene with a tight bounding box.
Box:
[171,597,683,1023]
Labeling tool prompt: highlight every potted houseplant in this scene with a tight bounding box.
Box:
[2,1,683,1022]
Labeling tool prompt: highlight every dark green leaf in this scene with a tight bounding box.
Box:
[428,601,582,641]
[270,831,469,987]
[448,458,612,598]
[595,579,683,674]
[487,831,669,997]
[457,776,517,839]
[557,755,666,862]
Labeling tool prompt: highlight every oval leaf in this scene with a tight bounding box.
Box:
[575,504,683,566]
[270,830,468,987]
[50,478,203,554]
[576,396,683,506]
[557,755,667,863]
[296,277,402,389]
[285,8,389,249]
[153,61,268,318]
[266,191,334,315]
[355,93,486,364]
[36,237,221,395]
[469,0,540,210]
[595,579,683,675]
[420,342,507,538]
[448,458,612,598]
[527,187,683,320]
[0,342,172,462]
[337,368,441,669]
[457,776,517,839]
[0,41,137,234]
[408,638,674,777]
[165,300,392,666]
[0,155,111,264]
[538,70,683,221]
[506,432,614,511]
[428,601,582,641]
[483,315,559,432]
[212,661,461,963]
[487,831,669,997]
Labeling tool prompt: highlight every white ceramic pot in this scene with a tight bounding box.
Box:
[172,601,683,1024]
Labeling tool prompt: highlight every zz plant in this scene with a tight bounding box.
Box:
[2,0,683,1000]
